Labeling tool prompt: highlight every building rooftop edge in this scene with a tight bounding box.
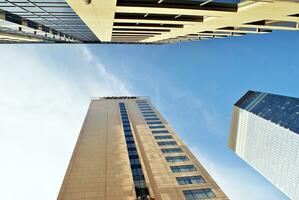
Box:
[90,96,150,100]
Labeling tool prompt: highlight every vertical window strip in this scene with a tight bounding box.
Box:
[119,102,150,199]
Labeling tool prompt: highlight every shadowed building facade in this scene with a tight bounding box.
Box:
[228,91,299,200]
[58,96,228,200]
[1,0,299,43]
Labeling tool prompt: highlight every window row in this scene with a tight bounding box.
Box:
[149,125,165,129]
[158,141,177,146]
[142,111,155,114]
[176,176,205,185]
[143,114,157,118]
[137,101,148,104]
[152,130,169,134]
[139,107,151,110]
[140,108,153,111]
[136,101,213,200]
[147,121,163,125]
[161,147,183,153]
[144,117,160,121]
[170,165,196,173]
[183,189,216,200]
[165,155,189,163]
[154,135,173,140]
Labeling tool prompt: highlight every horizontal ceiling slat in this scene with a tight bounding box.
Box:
[114,18,197,25]
[141,1,299,42]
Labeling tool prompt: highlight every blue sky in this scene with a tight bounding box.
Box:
[0,30,298,200]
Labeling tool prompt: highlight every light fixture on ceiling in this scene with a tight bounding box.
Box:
[83,0,91,5]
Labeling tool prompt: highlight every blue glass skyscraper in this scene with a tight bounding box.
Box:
[229,91,299,200]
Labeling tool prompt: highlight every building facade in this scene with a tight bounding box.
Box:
[0,0,299,43]
[58,96,228,200]
[228,91,299,200]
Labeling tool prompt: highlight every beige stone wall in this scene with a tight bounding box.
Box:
[126,100,229,200]
[58,98,229,200]
[227,106,240,151]
[57,100,134,200]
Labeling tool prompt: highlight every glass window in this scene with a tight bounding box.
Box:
[137,105,149,108]
[129,154,139,159]
[136,100,148,103]
[158,141,177,146]
[128,147,137,151]
[142,111,155,114]
[130,158,140,165]
[170,165,196,173]
[149,125,165,129]
[126,136,134,142]
[143,114,157,117]
[124,126,131,131]
[120,102,149,197]
[134,180,147,188]
[183,189,216,200]
[131,164,142,169]
[147,121,163,125]
[123,122,130,127]
[152,130,169,134]
[133,174,144,181]
[176,176,205,185]
[138,106,151,109]
[161,148,183,153]
[237,91,299,134]
[144,117,160,121]
[127,143,136,148]
[165,156,189,162]
[122,117,129,121]
[139,107,153,112]
[132,168,143,176]
[154,135,173,140]
[129,150,138,155]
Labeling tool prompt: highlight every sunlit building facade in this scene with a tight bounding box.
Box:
[58,96,228,200]
[228,91,299,200]
[0,0,299,43]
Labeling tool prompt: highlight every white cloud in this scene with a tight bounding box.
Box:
[81,46,131,95]
[190,97,226,136]
[0,45,131,200]
[190,147,288,200]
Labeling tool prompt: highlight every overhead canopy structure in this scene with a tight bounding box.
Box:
[0,0,299,43]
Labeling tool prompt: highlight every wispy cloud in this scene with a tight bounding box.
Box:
[0,45,132,200]
[81,46,131,95]
[190,96,226,136]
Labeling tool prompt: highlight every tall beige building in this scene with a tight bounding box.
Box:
[58,96,228,200]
